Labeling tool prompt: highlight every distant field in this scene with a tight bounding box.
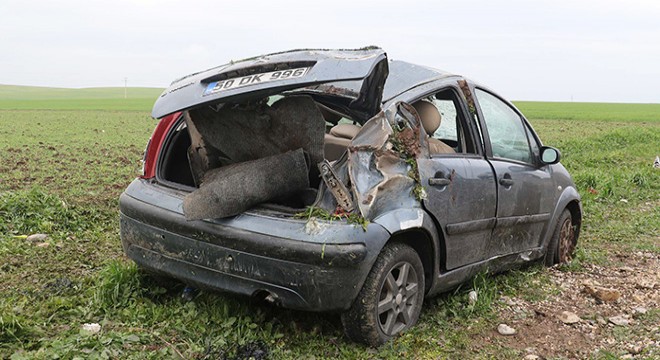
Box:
[2,85,659,122]
[514,101,660,122]
[0,85,162,111]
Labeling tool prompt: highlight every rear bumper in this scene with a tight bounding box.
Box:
[119,179,390,311]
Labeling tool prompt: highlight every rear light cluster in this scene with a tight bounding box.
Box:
[140,112,182,179]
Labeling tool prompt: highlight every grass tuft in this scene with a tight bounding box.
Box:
[0,187,96,237]
[93,260,143,311]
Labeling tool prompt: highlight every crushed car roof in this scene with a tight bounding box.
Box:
[381,61,454,103]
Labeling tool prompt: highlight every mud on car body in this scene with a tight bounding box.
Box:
[120,47,582,346]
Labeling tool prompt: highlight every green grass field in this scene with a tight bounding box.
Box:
[514,101,660,123]
[0,85,161,111]
[0,86,658,359]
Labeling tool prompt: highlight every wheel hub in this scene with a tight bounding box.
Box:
[377,261,419,336]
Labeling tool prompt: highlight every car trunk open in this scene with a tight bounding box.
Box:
[153,48,389,220]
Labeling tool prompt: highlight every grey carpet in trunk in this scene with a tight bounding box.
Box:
[183,148,310,220]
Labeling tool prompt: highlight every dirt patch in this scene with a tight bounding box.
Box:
[488,252,659,358]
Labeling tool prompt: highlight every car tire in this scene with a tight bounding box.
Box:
[544,209,577,266]
[341,242,425,346]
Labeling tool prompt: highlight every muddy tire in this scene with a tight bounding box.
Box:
[341,242,424,346]
[544,209,577,266]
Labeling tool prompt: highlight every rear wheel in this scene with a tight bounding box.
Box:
[341,242,424,346]
[544,209,577,266]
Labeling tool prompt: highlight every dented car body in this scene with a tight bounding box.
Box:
[120,48,582,345]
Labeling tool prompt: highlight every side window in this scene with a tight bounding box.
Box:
[524,123,540,158]
[431,99,458,142]
[475,89,533,163]
[427,89,476,154]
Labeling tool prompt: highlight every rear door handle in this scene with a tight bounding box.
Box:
[499,174,514,187]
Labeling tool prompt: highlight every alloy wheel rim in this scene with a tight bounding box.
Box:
[377,261,419,336]
[558,218,575,263]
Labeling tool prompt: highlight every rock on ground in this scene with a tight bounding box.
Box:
[26,233,48,243]
[497,324,517,336]
[559,311,581,324]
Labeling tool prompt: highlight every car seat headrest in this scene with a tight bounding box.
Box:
[412,101,441,136]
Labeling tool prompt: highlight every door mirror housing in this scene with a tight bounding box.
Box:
[540,146,561,165]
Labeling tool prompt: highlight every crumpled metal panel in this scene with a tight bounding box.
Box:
[346,102,428,220]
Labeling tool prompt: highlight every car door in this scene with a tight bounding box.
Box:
[416,87,498,270]
[473,88,555,257]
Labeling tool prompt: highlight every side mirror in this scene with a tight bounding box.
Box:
[540,146,561,165]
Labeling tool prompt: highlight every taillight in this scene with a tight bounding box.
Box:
[140,112,182,179]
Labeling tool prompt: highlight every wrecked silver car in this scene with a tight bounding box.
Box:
[120,48,582,345]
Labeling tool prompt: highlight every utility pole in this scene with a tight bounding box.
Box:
[124,77,128,99]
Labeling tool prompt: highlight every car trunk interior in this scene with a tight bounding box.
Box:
[157,94,357,219]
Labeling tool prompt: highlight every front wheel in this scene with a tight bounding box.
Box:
[544,209,577,266]
[341,242,425,346]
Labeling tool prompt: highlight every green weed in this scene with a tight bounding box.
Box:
[294,206,369,231]
[93,261,143,311]
[0,313,28,343]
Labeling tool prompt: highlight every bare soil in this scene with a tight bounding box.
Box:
[484,251,659,359]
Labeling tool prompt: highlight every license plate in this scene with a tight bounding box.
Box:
[203,67,311,96]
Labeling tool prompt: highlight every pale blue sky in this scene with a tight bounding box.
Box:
[1,0,659,102]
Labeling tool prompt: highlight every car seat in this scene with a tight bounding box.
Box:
[412,101,455,154]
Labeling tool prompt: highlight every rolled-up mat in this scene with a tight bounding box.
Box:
[183,148,310,220]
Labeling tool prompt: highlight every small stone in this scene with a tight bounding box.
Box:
[26,233,48,243]
[36,242,50,248]
[633,307,647,315]
[523,355,540,360]
[584,285,621,302]
[629,345,644,355]
[619,266,634,272]
[632,294,644,303]
[559,311,581,324]
[497,323,516,336]
[468,290,478,305]
[608,315,630,326]
[596,316,607,325]
[81,323,101,334]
